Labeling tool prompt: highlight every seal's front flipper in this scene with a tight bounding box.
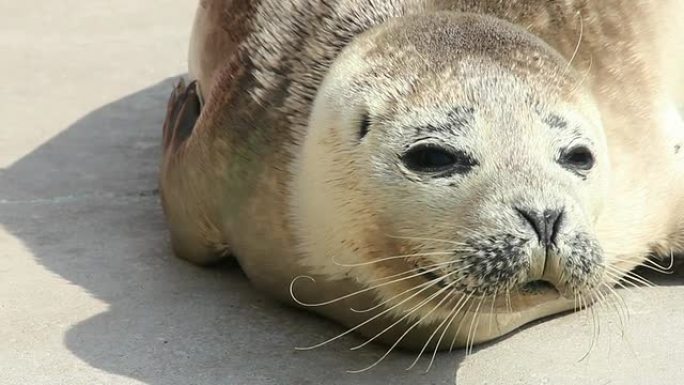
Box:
[160,78,232,267]
[163,79,202,151]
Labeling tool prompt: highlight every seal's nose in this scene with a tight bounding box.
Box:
[515,207,563,247]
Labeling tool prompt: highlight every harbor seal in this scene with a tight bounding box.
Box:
[160,0,684,367]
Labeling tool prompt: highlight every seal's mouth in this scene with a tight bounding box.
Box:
[418,267,560,296]
[521,279,559,295]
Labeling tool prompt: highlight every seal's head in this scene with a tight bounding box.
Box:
[292,13,610,344]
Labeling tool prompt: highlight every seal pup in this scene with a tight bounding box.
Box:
[160,0,684,363]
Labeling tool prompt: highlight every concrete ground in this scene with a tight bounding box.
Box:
[1,1,683,384]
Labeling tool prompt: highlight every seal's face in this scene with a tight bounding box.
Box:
[362,68,607,301]
[293,14,610,336]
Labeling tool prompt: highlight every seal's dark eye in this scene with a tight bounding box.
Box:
[401,144,476,175]
[358,113,371,140]
[560,146,595,171]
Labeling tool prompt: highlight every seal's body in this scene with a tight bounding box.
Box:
[160,0,684,352]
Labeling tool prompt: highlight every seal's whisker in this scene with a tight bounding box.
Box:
[605,265,654,285]
[351,263,476,313]
[569,53,593,95]
[423,307,464,373]
[592,291,604,339]
[611,257,673,273]
[663,248,676,270]
[594,288,614,322]
[384,233,470,246]
[592,292,602,353]
[294,274,450,351]
[449,297,476,352]
[604,271,649,295]
[364,268,424,285]
[600,285,628,337]
[351,264,466,313]
[594,284,618,321]
[405,293,468,371]
[364,260,466,285]
[603,271,633,290]
[600,280,630,327]
[487,289,498,336]
[578,290,600,362]
[610,286,630,324]
[465,296,486,356]
[466,296,488,355]
[351,276,440,314]
[368,263,447,284]
[350,275,461,351]
[611,257,674,275]
[646,248,677,272]
[505,289,513,314]
[290,263,447,308]
[563,10,584,77]
[346,280,461,373]
[577,289,585,313]
[606,266,656,288]
[364,261,470,288]
[408,324,440,372]
[425,292,474,372]
[576,290,585,312]
[331,251,456,267]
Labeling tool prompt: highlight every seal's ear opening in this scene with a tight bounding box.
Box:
[358,112,371,141]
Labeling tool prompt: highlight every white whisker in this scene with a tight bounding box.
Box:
[351,272,441,314]
[606,267,656,288]
[347,280,460,373]
[332,250,455,267]
[384,233,470,247]
[404,293,468,371]
[505,289,513,314]
[352,263,472,313]
[611,257,674,275]
[290,263,447,308]
[569,54,593,95]
[578,291,599,362]
[425,292,474,372]
[465,296,486,356]
[294,273,450,351]
[350,276,459,351]
[604,268,651,289]
[601,281,630,326]
[604,271,648,295]
[449,297,477,352]
[566,10,584,73]
[364,260,467,285]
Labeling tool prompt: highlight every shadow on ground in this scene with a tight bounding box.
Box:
[0,78,467,385]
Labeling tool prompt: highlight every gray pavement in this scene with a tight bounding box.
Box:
[1,2,683,384]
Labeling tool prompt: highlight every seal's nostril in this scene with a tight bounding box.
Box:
[515,208,543,243]
[515,207,564,246]
[547,209,564,245]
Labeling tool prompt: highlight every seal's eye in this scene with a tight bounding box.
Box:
[560,146,595,171]
[358,113,371,140]
[401,144,476,175]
